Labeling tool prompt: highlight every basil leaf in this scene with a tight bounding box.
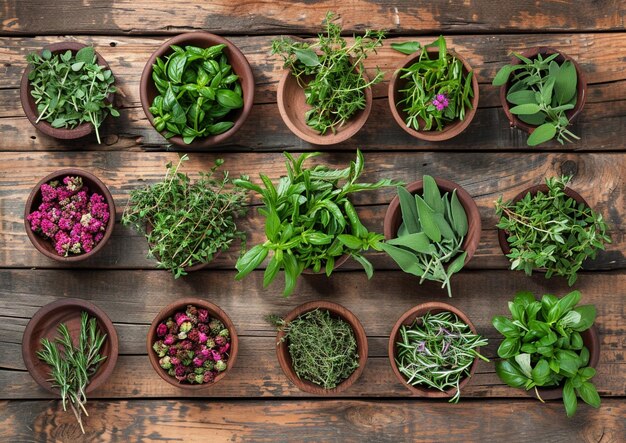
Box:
[497,337,521,358]
[495,360,529,388]
[167,53,187,83]
[571,305,596,331]
[235,244,268,279]
[563,379,577,417]
[492,316,521,338]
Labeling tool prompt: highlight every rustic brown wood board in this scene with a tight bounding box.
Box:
[1,0,625,441]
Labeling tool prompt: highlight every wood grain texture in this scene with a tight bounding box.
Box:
[2,151,624,270]
[1,34,624,151]
[2,0,625,35]
[1,270,623,399]
[0,398,624,442]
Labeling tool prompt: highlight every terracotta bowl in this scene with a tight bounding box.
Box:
[22,298,119,395]
[20,42,114,140]
[276,300,368,395]
[383,177,482,267]
[530,324,600,401]
[499,46,587,134]
[388,302,481,397]
[139,32,254,148]
[24,168,116,262]
[497,184,590,258]
[147,298,238,390]
[276,68,373,145]
[388,48,479,141]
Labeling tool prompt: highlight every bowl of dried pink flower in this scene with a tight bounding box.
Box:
[24,169,116,262]
[148,298,238,389]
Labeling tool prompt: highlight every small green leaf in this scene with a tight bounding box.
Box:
[446,251,466,276]
[337,234,362,250]
[294,48,320,67]
[391,41,421,55]
[554,60,578,104]
[423,175,444,214]
[75,46,95,64]
[235,244,268,279]
[497,337,521,359]
[493,65,514,86]
[387,232,432,254]
[216,89,243,109]
[415,195,441,242]
[495,360,528,388]
[563,379,578,417]
[506,90,536,105]
[380,243,424,276]
[577,382,601,409]
[397,186,419,234]
[450,190,468,237]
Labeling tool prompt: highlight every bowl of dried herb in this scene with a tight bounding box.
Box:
[272,300,368,395]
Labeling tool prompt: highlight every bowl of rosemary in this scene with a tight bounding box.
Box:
[388,302,488,402]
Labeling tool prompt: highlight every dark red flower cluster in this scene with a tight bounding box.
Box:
[152,304,231,384]
[27,176,110,256]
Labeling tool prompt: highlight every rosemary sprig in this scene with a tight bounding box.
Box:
[395,311,488,403]
[36,312,108,434]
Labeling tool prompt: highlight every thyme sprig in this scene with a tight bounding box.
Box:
[36,312,108,433]
[395,311,488,403]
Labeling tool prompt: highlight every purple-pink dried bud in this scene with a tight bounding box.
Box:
[211,350,222,361]
[170,357,181,366]
[214,336,227,347]
[164,334,176,346]
[197,309,209,323]
[187,329,200,342]
[193,357,204,367]
[198,332,208,343]
[157,323,168,337]
[203,371,215,383]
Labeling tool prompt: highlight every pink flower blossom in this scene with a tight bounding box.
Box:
[432,93,449,111]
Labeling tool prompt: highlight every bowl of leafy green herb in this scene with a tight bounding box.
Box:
[495,176,610,286]
[140,32,254,148]
[272,300,367,394]
[492,47,586,146]
[389,302,488,401]
[20,42,119,144]
[382,176,482,297]
[388,37,479,141]
[493,290,600,416]
[272,12,384,145]
[22,298,118,433]
[234,150,399,297]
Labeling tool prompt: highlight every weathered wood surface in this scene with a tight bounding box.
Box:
[1,398,624,443]
[3,1,625,35]
[1,270,624,399]
[1,33,625,151]
[1,151,624,270]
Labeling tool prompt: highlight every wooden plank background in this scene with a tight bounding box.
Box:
[1,0,624,441]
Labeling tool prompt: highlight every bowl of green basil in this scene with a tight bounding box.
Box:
[140,32,255,148]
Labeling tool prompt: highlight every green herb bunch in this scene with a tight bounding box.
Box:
[150,44,244,144]
[271,11,385,134]
[26,46,119,144]
[493,290,600,417]
[495,176,610,286]
[122,155,248,278]
[270,309,359,389]
[492,51,580,146]
[234,150,398,297]
[381,176,469,297]
[391,36,475,131]
[395,310,488,403]
[36,312,108,434]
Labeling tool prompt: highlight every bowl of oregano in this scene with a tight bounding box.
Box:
[271,11,385,145]
[495,176,611,286]
[271,300,368,395]
[20,42,119,144]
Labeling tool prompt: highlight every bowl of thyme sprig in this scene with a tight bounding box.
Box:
[389,36,479,141]
[389,302,488,402]
[22,298,118,434]
[271,300,368,395]
[21,42,119,143]
[272,11,385,145]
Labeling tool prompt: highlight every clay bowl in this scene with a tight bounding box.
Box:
[388,48,479,141]
[499,46,587,134]
[388,302,480,397]
[20,42,114,140]
[24,168,116,262]
[140,32,254,148]
[147,298,238,390]
[383,177,482,267]
[497,184,590,258]
[276,300,368,395]
[22,298,119,394]
[277,68,373,145]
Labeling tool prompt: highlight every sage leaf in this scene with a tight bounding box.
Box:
[387,232,432,254]
[446,251,467,276]
[507,89,536,105]
[450,190,468,236]
[423,175,444,214]
[380,243,424,276]
[397,186,419,234]
[415,195,441,242]
[527,122,557,146]
[509,103,541,115]
[554,60,577,104]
